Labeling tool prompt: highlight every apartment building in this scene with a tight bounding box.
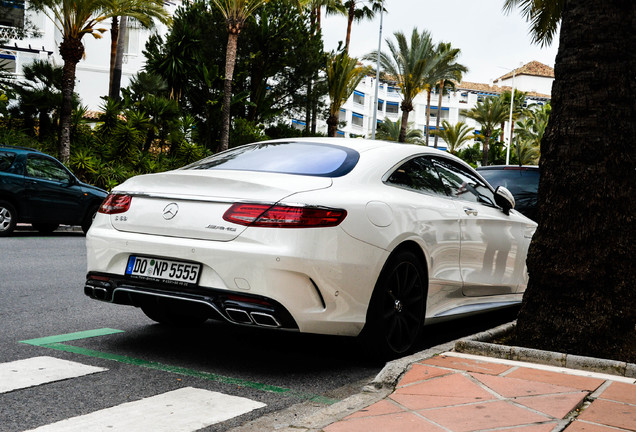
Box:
[326,61,553,149]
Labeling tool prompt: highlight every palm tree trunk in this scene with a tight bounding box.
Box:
[398,109,410,143]
[434,81,443,148]
[327,115,338,137]
[58,37,84,163]
[220,30,239,152]
[482,132,490,166]
[515,0,636,362]
[109,17,119,91]
[424,90,432,145]
[110,16,127,100]
[345,2,354,53]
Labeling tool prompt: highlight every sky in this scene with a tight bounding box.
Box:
[321,0,559,84]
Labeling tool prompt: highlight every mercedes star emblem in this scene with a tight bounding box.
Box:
[163,203,179,220]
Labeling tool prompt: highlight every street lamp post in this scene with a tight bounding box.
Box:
[371,1,384,140]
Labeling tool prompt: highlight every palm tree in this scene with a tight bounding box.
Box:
[432,120,474,154]
[109,4,169,101]
[372,28,437,143]
[431,43,467,148]
[325,51,370,137]
[343,0,383,53]
[210,0,270,152]
[30,0,169,163]
[465,96,509,166]
[514,102,550,162]
[375,118,423,143]
[505,0,636,363]
[498,88,526,152]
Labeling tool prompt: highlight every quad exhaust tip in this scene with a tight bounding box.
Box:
[225,308,281,328]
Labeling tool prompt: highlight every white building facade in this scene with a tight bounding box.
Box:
[320,61,554,150]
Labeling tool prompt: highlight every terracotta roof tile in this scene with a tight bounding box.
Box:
[496,61,555,80]
[456,81,551,99]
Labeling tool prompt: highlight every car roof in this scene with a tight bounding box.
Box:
[477,165,539,170]
[0,145,44,154]
[262,137,443,155]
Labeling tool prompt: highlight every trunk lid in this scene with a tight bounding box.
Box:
[110,170,332,241]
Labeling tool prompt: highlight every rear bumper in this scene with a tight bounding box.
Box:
[85,218,389,337]
[85,272,298,330]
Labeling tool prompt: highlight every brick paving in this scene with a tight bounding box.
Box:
[323,354,636,432]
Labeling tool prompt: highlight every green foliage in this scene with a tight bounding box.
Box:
[375,118,423,144]
[229,117,267,148]
[432,121,474,154]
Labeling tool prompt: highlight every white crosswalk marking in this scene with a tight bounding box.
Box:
[22,387,267,432]
[0,356,107,394]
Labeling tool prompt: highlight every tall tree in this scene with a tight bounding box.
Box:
[210,0,270,152]
[31,0,169,163]
[431,42,467,148]
[325,51,369,137]
[505,0,635,362]
[465,96,509,166]
[371,28,437,143]
[109,3,170,101]
[343,0,383,53]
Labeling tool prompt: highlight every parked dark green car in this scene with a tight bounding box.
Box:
[0,145,107,236]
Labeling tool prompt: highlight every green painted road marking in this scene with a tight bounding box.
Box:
[19,329,338,405]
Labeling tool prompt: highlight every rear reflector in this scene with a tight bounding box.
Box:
[223,203,346,228]
[99,194,132,214]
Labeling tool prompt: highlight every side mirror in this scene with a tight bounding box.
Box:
[494,186,515,215]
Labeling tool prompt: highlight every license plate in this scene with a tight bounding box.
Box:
[125,256,201,286]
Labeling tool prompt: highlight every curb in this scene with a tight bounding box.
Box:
[278,320,634,431]
[454,321,636,379]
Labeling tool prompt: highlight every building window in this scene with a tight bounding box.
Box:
[339,108,346,123]
[353,90,365,106]
[0,0,25,28]
[377,99,384,111]
[352,112,363,127]
[386,102,399,114]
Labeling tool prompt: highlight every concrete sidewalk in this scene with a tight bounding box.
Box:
[320,352,636,432]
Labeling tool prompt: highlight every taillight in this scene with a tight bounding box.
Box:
[99,194,132,214]
[223,203,346,228]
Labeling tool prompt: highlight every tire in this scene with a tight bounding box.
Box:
[82,205,99,234]
[140,297,209,327]
[362,250,427,359]
[0,200,17,237]
[32,223,59,234]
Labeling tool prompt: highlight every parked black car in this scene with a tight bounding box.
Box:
[0,145,107,236]
[477,165,539,220]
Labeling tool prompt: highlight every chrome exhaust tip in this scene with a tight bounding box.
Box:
[250,312,281,328]
[225,308,253,324]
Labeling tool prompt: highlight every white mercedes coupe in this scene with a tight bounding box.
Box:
[85,138,536,357]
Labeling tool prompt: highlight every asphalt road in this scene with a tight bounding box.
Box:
[0,228,519,431]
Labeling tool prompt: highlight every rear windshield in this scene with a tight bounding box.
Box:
[479,169,539,195]
[0,151,16,172]
[185,142,360,177]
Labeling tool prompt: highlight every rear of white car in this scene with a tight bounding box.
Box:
[85,141,390,336]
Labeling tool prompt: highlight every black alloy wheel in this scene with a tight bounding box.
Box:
[0,200,17,236]
[364,250,427,358]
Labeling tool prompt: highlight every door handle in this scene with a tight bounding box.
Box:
[464,207,478,216]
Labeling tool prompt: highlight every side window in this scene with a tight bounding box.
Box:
[26,157,71,182]
[386,157,447,196]
[0,151,16,172]
[431,157,497,207]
